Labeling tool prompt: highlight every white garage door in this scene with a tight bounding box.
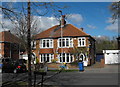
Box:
[103,50,120,64]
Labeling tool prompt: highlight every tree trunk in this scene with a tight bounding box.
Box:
[27,1,32,87]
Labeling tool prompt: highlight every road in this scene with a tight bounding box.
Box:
[1,65,119,87]
[44,72,118,85]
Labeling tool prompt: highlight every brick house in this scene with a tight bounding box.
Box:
[0,31,20,59]
[32,16,96,67]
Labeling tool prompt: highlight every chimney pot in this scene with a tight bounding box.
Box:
[60,15,66,27]
[80,28,84,31]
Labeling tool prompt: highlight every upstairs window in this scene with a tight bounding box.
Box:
[31,40,36,49]
[58,38,73,48]
[40,39,53,48]
[78,37,86,47]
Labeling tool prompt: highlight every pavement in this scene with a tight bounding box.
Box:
[48,64,119,73]
[83,64,119,73]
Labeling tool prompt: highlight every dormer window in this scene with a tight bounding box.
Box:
[78,37,86,47]
[40,39,53,48]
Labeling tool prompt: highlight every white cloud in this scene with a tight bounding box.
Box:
[87,24,96,29]
[0,16,59,32]
[0,12,15,32]
[34,16,59,31]
[67,14,83,25]
[0,14,83,32]
[105,18,118,32]
[94,35,110,40]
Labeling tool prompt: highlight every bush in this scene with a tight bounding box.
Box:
[36,58,39,64]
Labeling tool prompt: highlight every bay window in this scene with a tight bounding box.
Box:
[58,53,73,63]
[40,54,54,63]
[40,39,53,48]
[58,38,73,48]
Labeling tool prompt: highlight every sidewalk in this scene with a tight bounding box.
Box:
[81,64,119,73]
[48,64,119,73]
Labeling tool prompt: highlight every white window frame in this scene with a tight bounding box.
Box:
[58,38,73,48]
[31,40,36,49]
[78,37,86,47]
[40,39,53,48]
[40,54,54,63]
[58,53,74,63]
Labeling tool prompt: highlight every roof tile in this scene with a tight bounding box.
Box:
[35,24,89,39]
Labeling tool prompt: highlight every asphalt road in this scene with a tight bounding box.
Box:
[1,65,119,87]
[44,72,118,85]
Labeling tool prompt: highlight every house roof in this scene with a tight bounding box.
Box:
[0,31,21,44]
[35,24,90,39]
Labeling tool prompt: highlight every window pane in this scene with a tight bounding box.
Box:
[79,39,81,46]
[82,41,84,46]
[43,40,45,47]
[47,40,49,47]
[59,39,61,47]
[66,54,69,62]
[66,39,69,46]
[70,54,73,62]
[63,54,65,62]
[62,39,65,47]
[47,54,49,62]
[50,40,53,47]
[60,54,62,62]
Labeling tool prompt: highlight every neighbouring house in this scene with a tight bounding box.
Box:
[0,31,21,60]
[32,15,96,67]
[103,50,120,64]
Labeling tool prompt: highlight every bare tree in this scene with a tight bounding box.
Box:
[109,1,120,49]
[109,1,120,22]
[1,1,68,87]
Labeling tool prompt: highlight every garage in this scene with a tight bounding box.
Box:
[103,50,120,64]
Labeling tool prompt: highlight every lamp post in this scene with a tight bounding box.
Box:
[58,10,63,63]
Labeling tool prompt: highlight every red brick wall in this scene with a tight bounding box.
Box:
[33,37,95,66]
[0,31,20,59]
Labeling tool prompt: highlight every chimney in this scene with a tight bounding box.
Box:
[60,15,66,27]
[80,28,84,31]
